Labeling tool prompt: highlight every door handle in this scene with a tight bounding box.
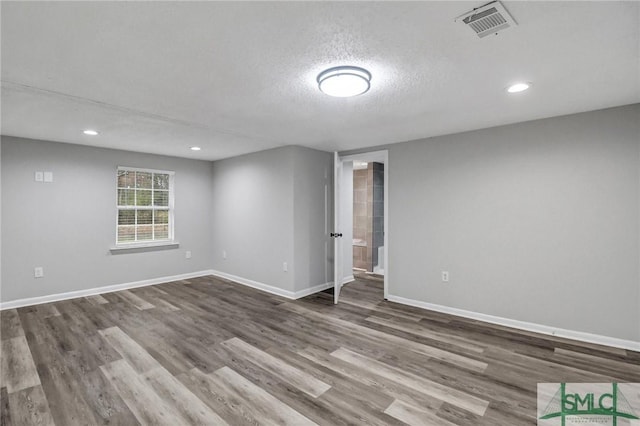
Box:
[330,233,343,238]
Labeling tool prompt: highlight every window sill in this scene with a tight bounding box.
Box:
[110,241,180,254]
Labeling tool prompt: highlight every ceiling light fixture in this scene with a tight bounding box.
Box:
[506,82,531,93]
[83,129,99,136]
[353,161,369,170]
[190,146,201,151]
[317,66,371,98]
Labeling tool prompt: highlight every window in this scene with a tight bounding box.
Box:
[116,167,174,245]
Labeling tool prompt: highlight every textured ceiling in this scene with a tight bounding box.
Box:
[2,1,639,160]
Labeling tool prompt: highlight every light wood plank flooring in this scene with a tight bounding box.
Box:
[1,274,638,425]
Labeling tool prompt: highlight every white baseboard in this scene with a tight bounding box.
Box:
[341,275,355,287]
[0,270,215,310]
[210,270,295,298]
[387,295,640,352]
[294,281,334,299]
[210,269,333,300]
[1,267,335,310]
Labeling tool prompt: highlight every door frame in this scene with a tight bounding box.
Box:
[337,150,389,300]
[333,152,343,304]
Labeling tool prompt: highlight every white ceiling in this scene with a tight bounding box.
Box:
[2,1,639,161]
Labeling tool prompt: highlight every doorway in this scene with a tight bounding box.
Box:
[334,150,388,302]
[352,160,385,276]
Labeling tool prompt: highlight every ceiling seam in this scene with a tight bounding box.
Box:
[1,80,279,144]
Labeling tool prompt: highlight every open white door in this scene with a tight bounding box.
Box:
[333,152,343,304]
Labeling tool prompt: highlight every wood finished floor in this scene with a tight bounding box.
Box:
[1,274,639,425]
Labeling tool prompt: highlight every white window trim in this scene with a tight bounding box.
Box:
[115,166,176,248]
[110,241,180,252]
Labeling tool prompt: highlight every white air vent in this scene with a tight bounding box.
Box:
[456,1,517,38]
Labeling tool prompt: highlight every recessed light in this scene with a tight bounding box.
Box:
[506,82,531,93]
[83,129,99,136]
[190,146,201,151]
[317,66,371,98]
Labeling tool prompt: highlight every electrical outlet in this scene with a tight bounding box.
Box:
[222,250,227,260]
[35,171,43,182]
[185,251,192,259]
[44,172,53,183]
[34,267,44,278]
[441,271,449,282]
[283,262,288,272]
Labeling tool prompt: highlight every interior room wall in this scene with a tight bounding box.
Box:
[210,145,334,295]
[2,105,637,344]
[210,146,296,292]
[342,104,640,342]
[1,136,214,303]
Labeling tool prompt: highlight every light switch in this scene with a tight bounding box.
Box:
[44,172,53,183]
[35,171,44,182]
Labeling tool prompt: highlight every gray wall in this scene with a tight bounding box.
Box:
[1,138,335,302]
[3,105,638,343]
[292,146,334,291]
[1,136,214,302]
[211,145,333,294]
[210,146,295,291]
[345,104,639,341]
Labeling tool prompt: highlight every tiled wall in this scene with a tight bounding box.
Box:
[371,162,384,268]
[352,162,384,272]
[353,168,369,270]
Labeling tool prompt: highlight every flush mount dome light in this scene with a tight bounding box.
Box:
[317,66,371,97]
[507,82,531,93]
